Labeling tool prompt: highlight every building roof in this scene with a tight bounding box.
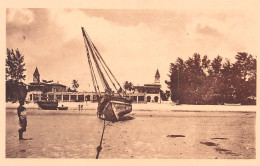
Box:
[29,82,46,86]
[29,82,66,87]
[134,84,161,89]
[50,83,67,87]
[33,67,40,76]
[155,69,160,77]
[144,83,161,87]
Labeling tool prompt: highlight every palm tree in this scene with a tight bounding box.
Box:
[6,48,26,82]
[123,81,133,92]
[72,80,79,92]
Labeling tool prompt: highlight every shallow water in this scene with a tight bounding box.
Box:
[6,109,255,159]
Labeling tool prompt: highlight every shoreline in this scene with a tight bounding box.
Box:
[6,102,256,113]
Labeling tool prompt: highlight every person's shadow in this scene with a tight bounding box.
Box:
[20,138,33,141]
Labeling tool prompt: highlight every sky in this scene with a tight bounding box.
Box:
[6,8,259,91]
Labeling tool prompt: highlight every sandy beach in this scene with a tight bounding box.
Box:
[5,105,255,159]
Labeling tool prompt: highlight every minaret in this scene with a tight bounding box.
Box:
[33,67,40,83]
[155,69,160,84]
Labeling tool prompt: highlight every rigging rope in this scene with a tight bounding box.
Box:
[82,27,126,97]
[93,44,124,93]
[92,45,121,96]
[84,30,111,92]
[87,50,101,95]
[82,30,101,95]
[96,119,110,159]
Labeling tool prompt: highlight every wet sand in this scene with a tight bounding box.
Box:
[5,109,255,159]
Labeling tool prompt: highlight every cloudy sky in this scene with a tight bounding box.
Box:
[6,8,259,91]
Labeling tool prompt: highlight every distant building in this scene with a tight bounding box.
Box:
[28,82,67,93]
[27,67,67,102]
[26,67,101,103]
[28,67,67,92]
[127,69,161,103]
[26,67,162,104]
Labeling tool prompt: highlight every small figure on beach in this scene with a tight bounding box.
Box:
[17,100,27,140]
[78,105,83,111]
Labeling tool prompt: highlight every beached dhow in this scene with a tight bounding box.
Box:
[37,100,58,110]
[81,27,132,121]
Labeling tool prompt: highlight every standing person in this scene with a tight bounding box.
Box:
[17,100,27,140]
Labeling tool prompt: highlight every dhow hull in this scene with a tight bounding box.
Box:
[37,101,58,110]
[99,100,132,121]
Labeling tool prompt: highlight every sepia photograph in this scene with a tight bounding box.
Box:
[1,1,259,165]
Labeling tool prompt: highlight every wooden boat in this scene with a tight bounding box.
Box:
[37,101,58,110]
[57,106,68,110]
[81,27,132,121]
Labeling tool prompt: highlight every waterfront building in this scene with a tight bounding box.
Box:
[26,67,162,104]
[127,69,161,103]
[26,67,102,103]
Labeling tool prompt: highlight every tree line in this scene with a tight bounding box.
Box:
[6,48,80,102]
[6,48,27,102]
[166,52,256,105]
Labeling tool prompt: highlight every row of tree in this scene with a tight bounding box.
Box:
[166,52,256,105]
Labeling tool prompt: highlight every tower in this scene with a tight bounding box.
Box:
[33,67,40,83]
[154,69,160,84]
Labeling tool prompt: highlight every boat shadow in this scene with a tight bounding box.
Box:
[98,115,135,123]
[118,115,135,122]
